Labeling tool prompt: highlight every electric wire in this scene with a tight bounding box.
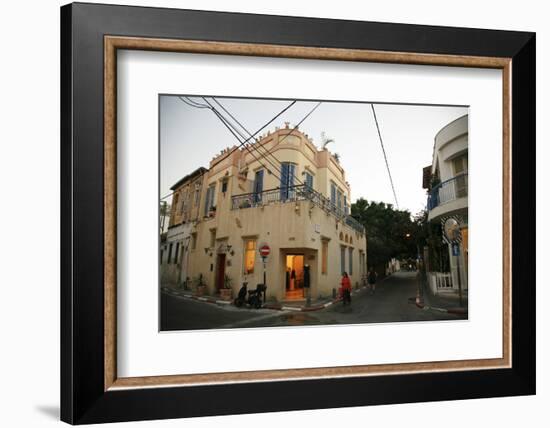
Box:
[210,97,322,188]
[371,104,399,209]
[160,97,298,201]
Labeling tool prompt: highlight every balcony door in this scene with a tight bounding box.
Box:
[215,253,226,291]
[280,162,295,201]
[253,169,264,203]
[452,155,468,198]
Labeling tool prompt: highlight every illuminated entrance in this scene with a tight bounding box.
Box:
[285,254,304,300]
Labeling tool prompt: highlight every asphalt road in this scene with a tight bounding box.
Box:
[160,271,466,331]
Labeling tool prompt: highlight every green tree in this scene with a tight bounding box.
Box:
[413,209,449,273]
[351,198,419,273]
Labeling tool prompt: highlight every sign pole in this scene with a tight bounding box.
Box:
[444,217,464,308]
[263,257,267,303]
[454,243,463,307]
[259,244,270,304]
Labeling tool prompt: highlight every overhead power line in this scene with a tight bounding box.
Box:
[371,104,399,209]
[168,96,323,203]
[211,97,296,184]
[200,97,281,181]
[210,97,323,189]
[160,96,298,201]
[183,96,297,172]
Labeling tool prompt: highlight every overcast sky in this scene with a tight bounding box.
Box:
[160,95,467,215]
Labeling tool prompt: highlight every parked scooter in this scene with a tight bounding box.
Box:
[247,283,266,309]
[234,282,248,307]
[234,282,266,309]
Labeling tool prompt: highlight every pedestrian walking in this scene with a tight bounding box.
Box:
[341,272,352,305]
[368,267,378,294]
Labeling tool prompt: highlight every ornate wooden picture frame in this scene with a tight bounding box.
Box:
[61,2,535,424]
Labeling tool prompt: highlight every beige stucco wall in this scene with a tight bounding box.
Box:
[186,199,366,300]
[179,125,367,301]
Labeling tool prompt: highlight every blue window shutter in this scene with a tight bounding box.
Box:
[306,173,313,189]
[280,163,289,200]
[331,183,336,205]
[254,170,264,202]
[289,164,295,198]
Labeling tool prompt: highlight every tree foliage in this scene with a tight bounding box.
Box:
[413,209,450,273]
[351,198,420,271]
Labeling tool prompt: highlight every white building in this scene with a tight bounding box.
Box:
[424,114,468,296]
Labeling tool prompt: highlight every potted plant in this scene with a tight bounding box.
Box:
[219,273,233,301]
[208,206,217,217]
[195,274,207,296]
[239,199,251,209]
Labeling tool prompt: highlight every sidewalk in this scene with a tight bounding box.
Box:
[418,275,468,315]
[161,285,370,312]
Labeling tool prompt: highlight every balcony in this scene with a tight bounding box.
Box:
[427,173,468,211]
[231,184,365,235]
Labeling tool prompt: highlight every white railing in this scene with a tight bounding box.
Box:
[427,173,468,210]
[427,272,453,295]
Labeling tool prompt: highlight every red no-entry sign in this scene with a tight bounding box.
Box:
[259,244,270,258]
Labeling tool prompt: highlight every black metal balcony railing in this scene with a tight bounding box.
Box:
[231,184,365,235]
[427,173,468,210]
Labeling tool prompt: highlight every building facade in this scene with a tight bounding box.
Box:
[423,114,468,295]
[167,123,367,301]
[160,167,208,288]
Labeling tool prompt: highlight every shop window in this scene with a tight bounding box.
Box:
[244,239,256,274]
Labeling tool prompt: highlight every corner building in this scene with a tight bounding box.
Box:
[184,124,367,301]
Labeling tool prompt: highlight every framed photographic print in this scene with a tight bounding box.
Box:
[60,2,535,424]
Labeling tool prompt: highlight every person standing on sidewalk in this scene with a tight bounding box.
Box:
[341,272,352,305]
[368,267,378,294]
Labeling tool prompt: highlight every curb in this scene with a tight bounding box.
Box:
[415,279,468,316]
[164,290,232,306]
[415,299,467,315]
[163,286,368,312]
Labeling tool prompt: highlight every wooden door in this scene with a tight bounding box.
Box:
[216,254,226,290]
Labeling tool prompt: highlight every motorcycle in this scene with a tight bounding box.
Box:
[234,282,266,309]
[234,282,248,307]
